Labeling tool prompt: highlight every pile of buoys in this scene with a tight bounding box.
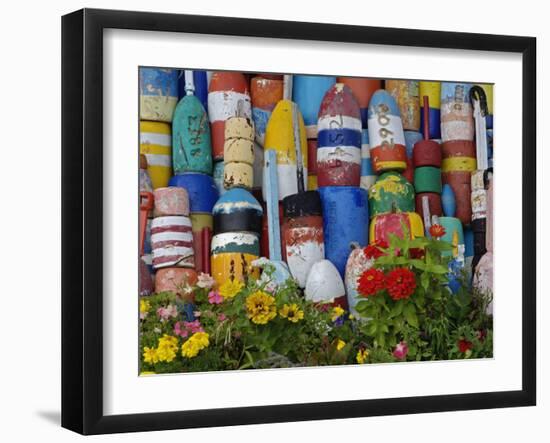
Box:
[137,69,493,313]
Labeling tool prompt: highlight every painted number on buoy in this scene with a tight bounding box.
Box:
[377,103,395,149]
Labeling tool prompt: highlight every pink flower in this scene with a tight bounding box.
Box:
[197,272,215,289]
[157,304,178,320]
[174,320,204,338]
[393,341,409,360]
[208,290,224,305]
[218,313,227,322]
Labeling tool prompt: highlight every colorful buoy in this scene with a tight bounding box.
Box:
[413,166,442,194]
[292,75,336,138]
[369,212,424,245]
[440,82,474,142]
[316,83,362,187]
[139,67,179,122]
[282,191,325,288]
[368,90,407,173]
[140,121,172,189]
[319,186,369,277]
[172,74,212,174]
[263,100,308,200]
[178,70,208,111]
[210,232,261,285]
[208,72,251,160]
[151,215,195,269]
[368,172,415,217]
[153,187,190,217]
[224,116,255,190]
[386,80,420,131]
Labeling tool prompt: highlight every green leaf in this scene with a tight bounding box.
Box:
[404,303,419,328]
[421,272,430,290]
[389,300,404,318]
[410,259,427,271]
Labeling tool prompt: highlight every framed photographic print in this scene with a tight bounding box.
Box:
[61,8,536,435]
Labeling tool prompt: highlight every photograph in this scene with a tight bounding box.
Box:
[138,69,494,374]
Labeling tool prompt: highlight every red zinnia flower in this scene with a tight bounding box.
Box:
[363,244,384,260]
[357,268,385,297]
[458,339,473,353]
[429,224,446,239]
[385,267,416,300]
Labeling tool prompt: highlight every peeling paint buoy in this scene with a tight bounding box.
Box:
[368,90,407,173]
[360,130,376,191]
[369,212,424,245]
[139,67,178,122]
[263,100,308,201]
[140,121,172,189]
[440,82,474,142]
[224,116,255,190]
[282,191,325,288]
[368,171,415,217]
[151,215,195,269]
[386,80,420,131]
[172,72,212,175]
[316,83,362,187]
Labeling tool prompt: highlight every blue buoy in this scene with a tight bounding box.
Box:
[168,173,219,214]
[318,186,369,277]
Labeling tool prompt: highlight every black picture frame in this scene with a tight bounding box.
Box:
[62,8,537,435]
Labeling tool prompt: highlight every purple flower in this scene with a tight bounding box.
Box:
[208,290,224,305]
[393,341,409,360]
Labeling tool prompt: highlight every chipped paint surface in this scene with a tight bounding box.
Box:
[151,215,195,269]
[153,187,189,217]
[368,172,415,217]
[386,80,420,131]
[440,82,474,142]
[368,90,407,173]
[369,212,424,245]
[283,215,324,288]
[292,75,336,137]
[224,117,255,189]
[345,247,374,316]
[139,68,179,122]
[172,94,212,174]
[140,121,172,189]
[250,77,283,146]
[263,100,308,200]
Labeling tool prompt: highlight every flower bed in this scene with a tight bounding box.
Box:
[139,229,492,374]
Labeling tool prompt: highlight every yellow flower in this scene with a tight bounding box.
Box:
[279,303,304,323]
[156,334,179,362]
[356,348,369,364]
[246,291,277,325]
[143,346,159,364]
[140,299,151,314]
[182,332,210,358]
[349,314,355,320]
[336,339,346,351]
[219,279,244,299]
[331,306,345,322]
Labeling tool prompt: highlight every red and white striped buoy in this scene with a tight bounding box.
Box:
[151,215,195,269]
